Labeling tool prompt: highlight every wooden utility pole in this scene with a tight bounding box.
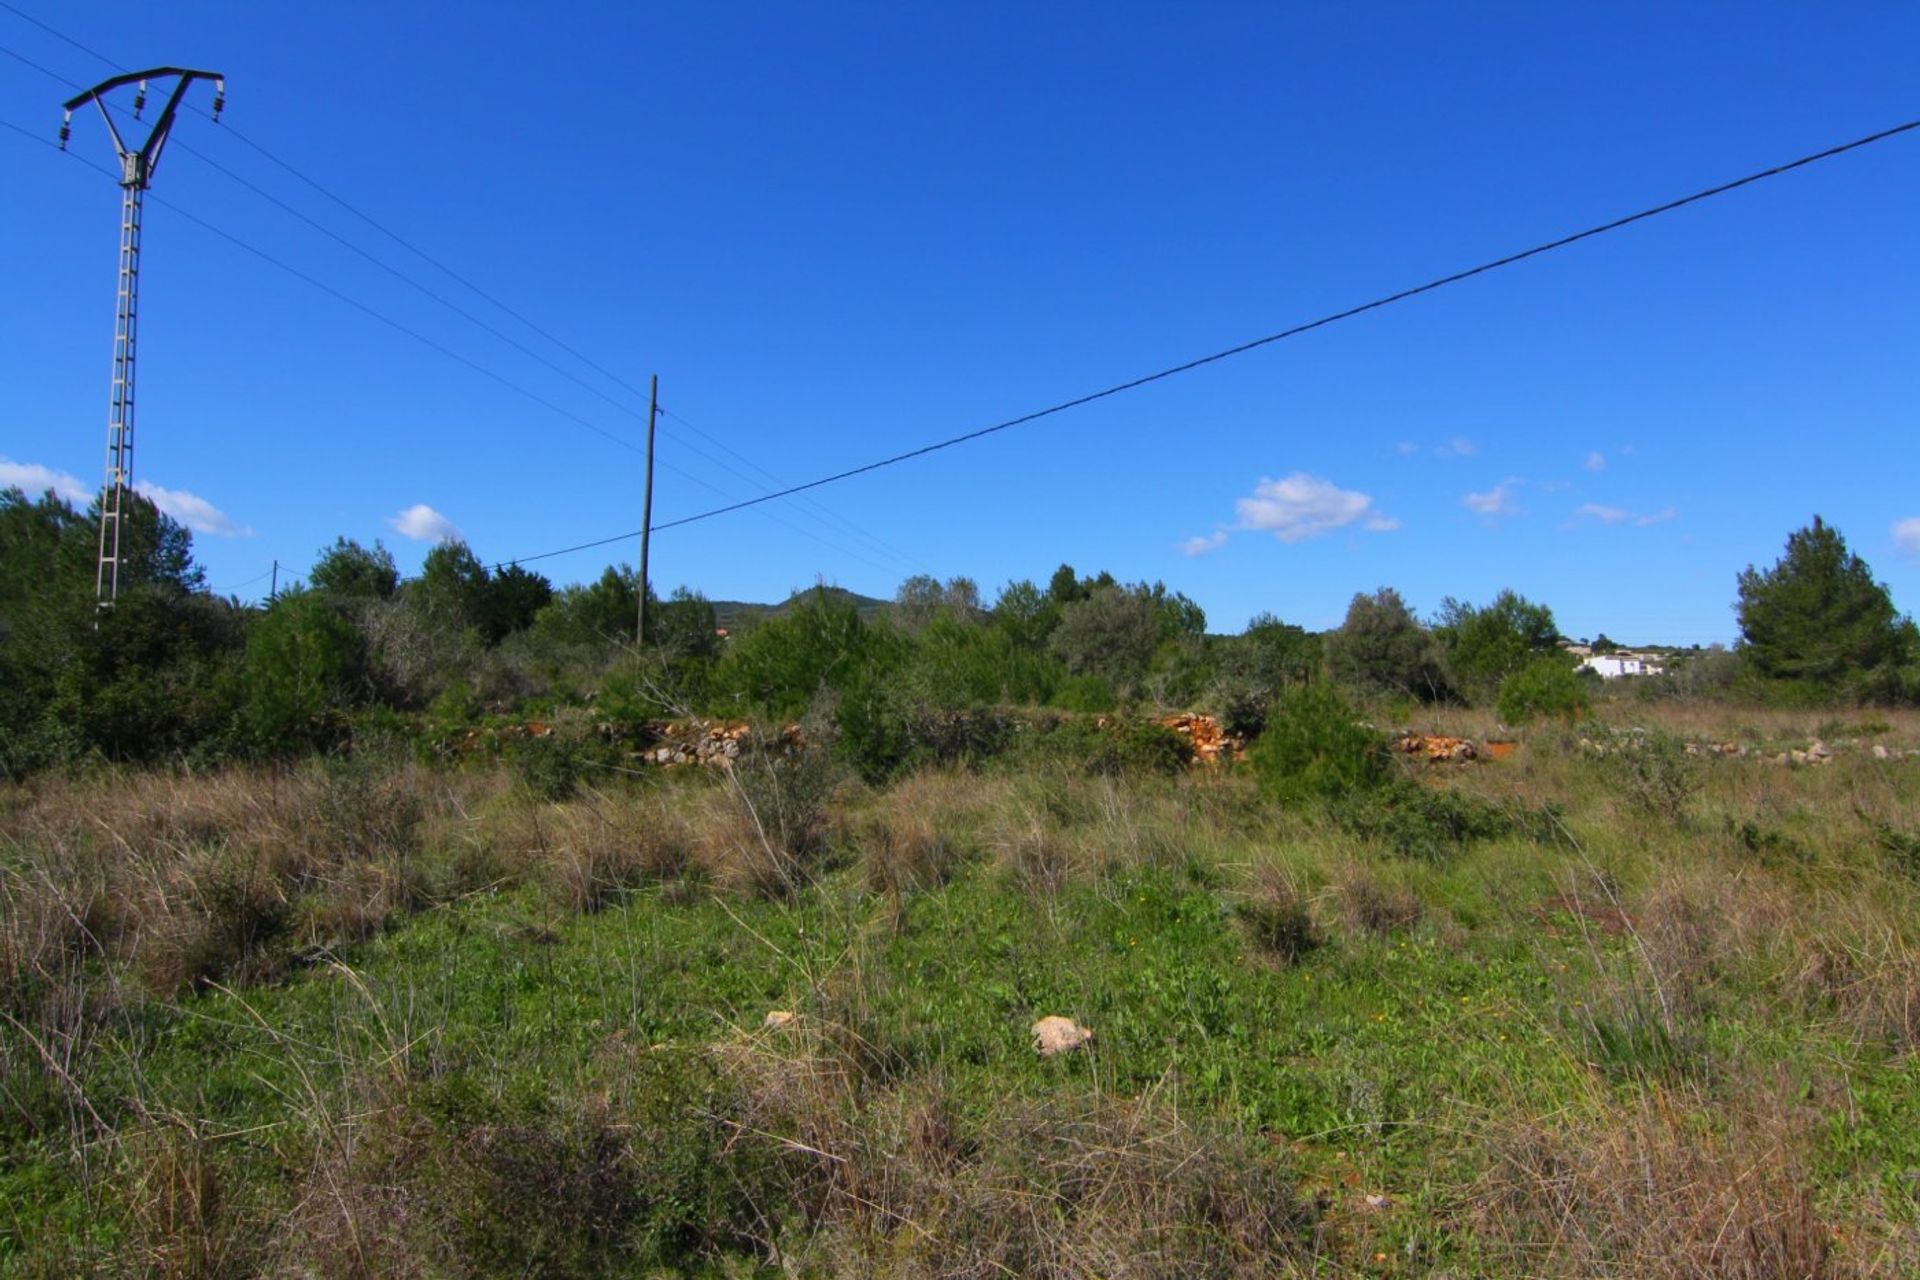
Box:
[636,374,658,648]
[269,559,278,602]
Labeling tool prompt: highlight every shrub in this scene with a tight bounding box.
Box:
[1333,780,1516,862]
[1020,716,1190,777]
[1497,654,1590,724]
[1436,589,1560,699]
[507,734,583,801]
[1051,672,1118,713]
[1248,684,1385,806]
[1597,732,1703,826]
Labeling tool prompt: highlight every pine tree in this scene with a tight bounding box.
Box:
[1735,517,1915,691]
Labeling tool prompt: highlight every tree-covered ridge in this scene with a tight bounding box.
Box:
[3,484,1916,778]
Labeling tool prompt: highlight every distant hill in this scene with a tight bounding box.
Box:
[708,585,892,631]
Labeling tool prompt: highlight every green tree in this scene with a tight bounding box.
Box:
[718,587,900,719]
[1323,588,1452,702]
[533,565,648,649]
[2,489,241,772]
[1435,589,1561,699]
[310,537,399,600]
[243,589,367,749]
[1736,517,1917,697]
[482,563,553,644]
[893,575,982,633]
[991,578,1060,650]
[1048,584,1161,692]
[655,586,720,661]
[1210,612,1320,735]
[414,540,491,633]
[1497,655,1590,725]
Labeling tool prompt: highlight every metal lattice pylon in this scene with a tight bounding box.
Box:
[61,67,224,605]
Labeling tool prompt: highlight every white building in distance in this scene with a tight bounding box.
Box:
[1580,653,1665,679]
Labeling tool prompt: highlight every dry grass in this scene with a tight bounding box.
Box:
[6,696,1920,1274]
[1328,861,1425,936]
[1475,1088,1846,1278]
[714,1013,1321,1278]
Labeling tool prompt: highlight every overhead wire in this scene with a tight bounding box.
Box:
[658,404,930,576]
[643,118,1919,534]
[0,6,805,480]
[9,11,1915,574]
[484,116,1919,563]
[4,12,928,580]
[5,124,915,585]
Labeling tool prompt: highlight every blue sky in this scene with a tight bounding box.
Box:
[2,2,1915,643]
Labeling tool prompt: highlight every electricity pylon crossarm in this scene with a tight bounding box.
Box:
[60,67,225,605]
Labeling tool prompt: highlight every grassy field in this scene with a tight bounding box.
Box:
[3,702,1918,1276]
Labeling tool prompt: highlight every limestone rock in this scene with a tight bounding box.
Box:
[1031,1015,1093,1057]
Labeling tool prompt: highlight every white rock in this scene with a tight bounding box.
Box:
[1031,1015,1093,1056]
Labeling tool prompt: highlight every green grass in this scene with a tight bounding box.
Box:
[5,719,1920,1274]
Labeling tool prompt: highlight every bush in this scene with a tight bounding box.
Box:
[1497,655,1590,725]
[1051,673,1118,713]
[1248,684,1385,806]
[1019,716,1191,777]
[1334,780,1517,862]
[1597,731,1703,826]
[1323,587,1453,702]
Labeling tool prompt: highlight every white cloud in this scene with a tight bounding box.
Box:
[1182,530,1229,556]
[390,503,462,543]
[1569,502,1677,528]
[1584,451,1606,471]
[1395,441,1421,456]
[1463,479,1523,518]
[0,457,89,505]
[135,480,251,537]
[1441,436,1477,458]
[1,458,249,536]
[1896,517,1920,556]
[1233,473,1397,544]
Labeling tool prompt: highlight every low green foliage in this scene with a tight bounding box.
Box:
[1334,780,1524,862]
[1247,683,1386,805]
[1497,654,1590,725]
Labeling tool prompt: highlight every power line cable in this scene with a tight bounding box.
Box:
[214,566,276,594]
[9,126,915,585]
[658,404,930,575]
[485,116,1918,563]
[5,17,925,579]
[643,119,1918,534]
[0,1,653,408]
[4,5,839,519]
[3,103,655,460]
[9,113,915,581]
[2,38,661,429]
